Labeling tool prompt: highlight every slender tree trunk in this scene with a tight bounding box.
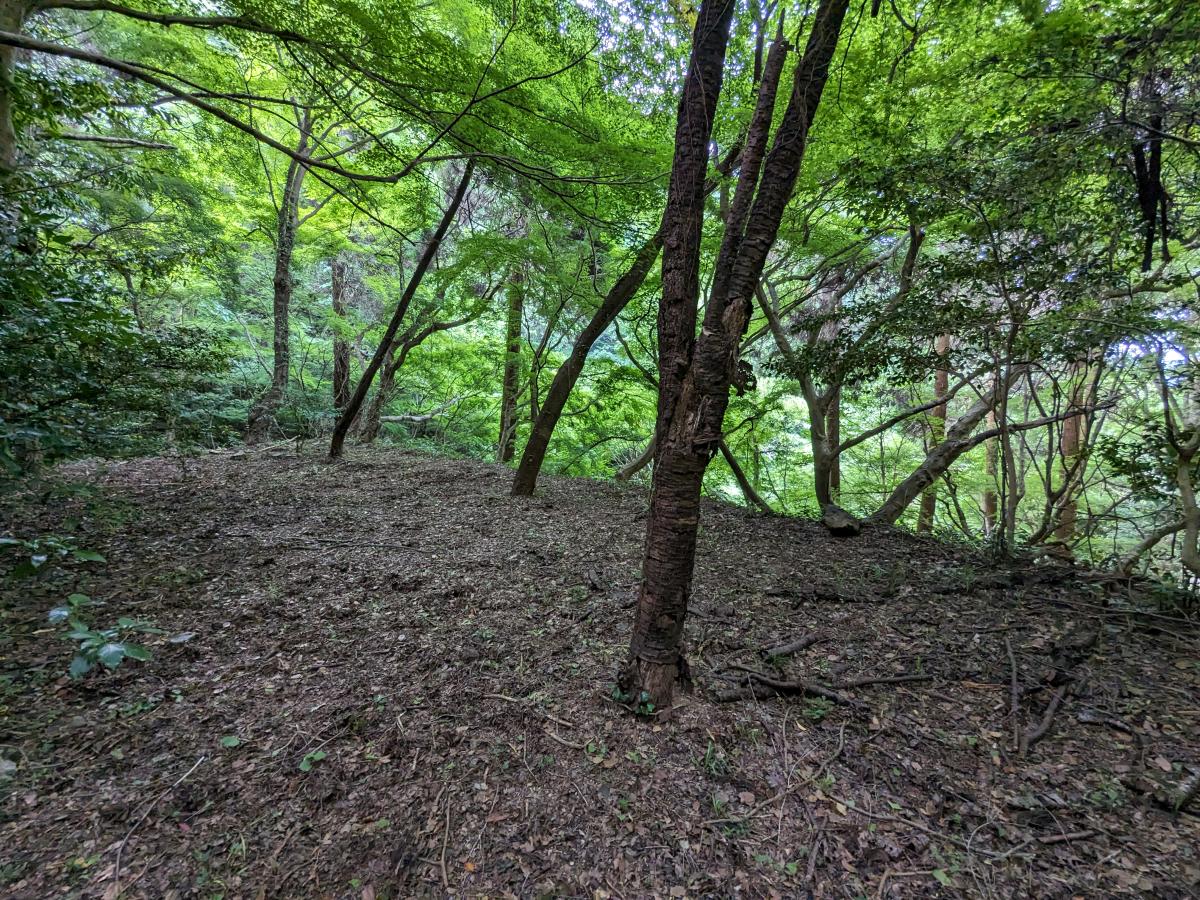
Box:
[872,370,1025,525]
[0,0,25,178]
[622,0,849,710]
[983,408,998,536]
[511,229,664,495]
[331,256,351,412]
[827,387,841,501]
[359,345,399,444]
[617,433,656,481]
[246,114,311,444]
[719,440,773,514]
[917,333,951,532]
[497,271,525,463]
[329,161,475,459]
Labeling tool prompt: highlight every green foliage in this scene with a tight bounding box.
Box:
[48,593,160,679]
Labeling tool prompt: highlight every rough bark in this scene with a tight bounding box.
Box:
[329,161,475,459]
[622,0,850,711]
[497,271,525,463]
[618,0,738,709]
[331,256,351,412]
[0,0,25,177]
[246,113,311,444]
[917,333,951,533]
[510,228,663,495]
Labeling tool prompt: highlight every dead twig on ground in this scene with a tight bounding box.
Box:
[1020,683,1070,755]
[112,755,206,894]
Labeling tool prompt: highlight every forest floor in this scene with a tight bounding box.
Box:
[1,448,1199,899]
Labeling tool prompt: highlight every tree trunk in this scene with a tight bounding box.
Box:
[617,433,656,481]
[497,271,525,463]
[622,0,849,711]
[0,0,25,178]
[827,386,841,501]
[246,114,311,444]
[983,408,998,536]
[872,370,1024,526]
[719,439,773,514]
[329,161,475,459]
[331,255,351,412]
[917,333,950,532]
[511,228,663,494]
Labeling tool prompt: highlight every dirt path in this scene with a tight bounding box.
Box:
[2,449,1198,898]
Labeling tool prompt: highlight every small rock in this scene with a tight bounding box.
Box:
[821,504,861,537]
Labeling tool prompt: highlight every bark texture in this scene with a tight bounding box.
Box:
[622,0,850,711]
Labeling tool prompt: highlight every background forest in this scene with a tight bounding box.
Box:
[2,0,1199,585]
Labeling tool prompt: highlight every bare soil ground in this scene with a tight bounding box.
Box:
[1,448,1198,899]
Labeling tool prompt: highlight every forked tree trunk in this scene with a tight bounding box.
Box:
[1052,358,1094,548]
[329,161,475,459]
[917,333,951,532]
[510,228,664,495]
[497,271,525,462]
[246,114,311,444]
[331,256,351,412]
[622,0,849,710]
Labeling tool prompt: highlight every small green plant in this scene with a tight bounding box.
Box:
[2,535,104,577]
[49,594,159,678]
[803,697,834,722]
[699,740,729,776]
[299,749,327,772]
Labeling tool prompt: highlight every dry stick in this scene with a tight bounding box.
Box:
[1005,636,1021,753]
[113,755,206,893]
[438,786,451,889]
[718,665,863,708]
[838,674,931,688]
[1020,683,1070,755]
[763,632,822,658]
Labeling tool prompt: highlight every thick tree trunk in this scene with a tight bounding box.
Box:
[618,0,737,709]
[331,256,351,412]
[622,0,849,711]
[329,161,475,459]
[917,333,950,532]
[511,228,663,495]
[497,271,525,463]
[246,115,311,444]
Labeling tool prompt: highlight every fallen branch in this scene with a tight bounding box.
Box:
[1020,683,1070,755]
[762,632,822,658]
[711,665,866,709]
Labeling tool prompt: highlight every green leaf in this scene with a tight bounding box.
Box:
[122,643,152,662]
[220,735,241,748]
[68,654,92,678]
[97,642,127,668]
[67,593,91,605]
[48,606,70,623]
[933,869,953,886]
[72,550,106,562]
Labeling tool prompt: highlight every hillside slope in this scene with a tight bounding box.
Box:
[2,449,1198,898]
